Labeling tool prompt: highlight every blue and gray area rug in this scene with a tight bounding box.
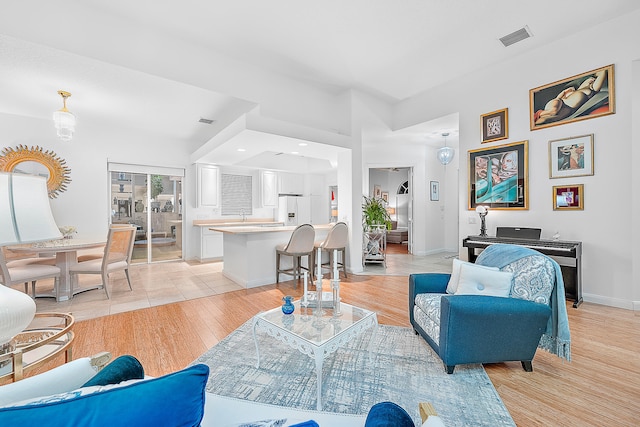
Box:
[193,320,515,427]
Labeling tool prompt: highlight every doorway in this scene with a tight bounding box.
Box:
[368,167,412,255]
[108,163,184,263]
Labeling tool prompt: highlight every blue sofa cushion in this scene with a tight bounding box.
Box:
[364,401,414,427]
[0,364,209,426]
[82,355,144,387]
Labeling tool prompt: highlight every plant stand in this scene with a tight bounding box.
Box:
[362,225,386,267]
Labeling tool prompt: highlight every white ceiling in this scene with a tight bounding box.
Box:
[1,1,639,171]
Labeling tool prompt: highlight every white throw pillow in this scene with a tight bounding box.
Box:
[454,263,513,297]
[446,258,499,294]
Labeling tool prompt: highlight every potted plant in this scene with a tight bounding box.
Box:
[362,196,391,231]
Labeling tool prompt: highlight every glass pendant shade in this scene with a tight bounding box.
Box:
[53,110,76,142]
[437,146,455,165]
[53,90,76,142]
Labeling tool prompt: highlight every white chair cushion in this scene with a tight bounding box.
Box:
[6,265,60,282]
[446,258,498,294]
[454,263,513,297]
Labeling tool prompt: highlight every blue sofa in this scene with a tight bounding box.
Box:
[409,245,559,374]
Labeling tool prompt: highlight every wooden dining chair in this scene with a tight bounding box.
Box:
[69,225,136,299]
[0,247,61,299]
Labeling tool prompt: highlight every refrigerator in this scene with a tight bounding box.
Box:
[278,196,311,226]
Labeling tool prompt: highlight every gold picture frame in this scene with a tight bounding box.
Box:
[0,145,71,198]
[530,64,614,131]
[468,140,528,210]
[552,184,584,210]
[549,134,594,179]
[481,108,508,143]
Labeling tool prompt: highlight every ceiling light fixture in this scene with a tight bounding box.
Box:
[436,132,454,165]
[52,90,76,142]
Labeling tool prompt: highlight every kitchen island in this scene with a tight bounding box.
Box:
[209,224,332,288]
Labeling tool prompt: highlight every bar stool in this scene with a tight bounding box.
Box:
[313,222,348,279]
[275,224,315,285]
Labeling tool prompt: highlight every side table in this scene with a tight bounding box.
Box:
[0,312,74,383]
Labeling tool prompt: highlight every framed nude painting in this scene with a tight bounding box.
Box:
[468,140,528,210]
[549,134,594,178]
[481,108,508,143]
[530,64,614,131]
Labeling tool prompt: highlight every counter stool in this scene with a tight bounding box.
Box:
[313,222,348,280]
[275,224,315,285]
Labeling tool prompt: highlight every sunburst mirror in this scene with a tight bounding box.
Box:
[0,145,71,198]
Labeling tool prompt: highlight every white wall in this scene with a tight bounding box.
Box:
[394,11,640,309]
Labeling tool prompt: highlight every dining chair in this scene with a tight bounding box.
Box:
[312,222,348,279]
[69,225,136,299]
[275,224,315,285]
[0,247,61,299]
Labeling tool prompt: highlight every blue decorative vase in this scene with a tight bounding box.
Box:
[281,296,295,315]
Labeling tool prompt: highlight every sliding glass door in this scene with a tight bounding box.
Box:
[108,163,184,263]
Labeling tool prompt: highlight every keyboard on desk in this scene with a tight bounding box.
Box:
[463,236,581,257]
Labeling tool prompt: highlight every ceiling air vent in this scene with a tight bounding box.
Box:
[198,117,215,124]
[499,26,532,47]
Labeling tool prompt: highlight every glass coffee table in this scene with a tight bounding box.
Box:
[252,300,378,410]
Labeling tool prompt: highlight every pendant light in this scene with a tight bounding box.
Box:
[436,132,454,165]
[53,90,76,142]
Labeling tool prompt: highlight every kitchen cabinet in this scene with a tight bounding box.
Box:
[278,172,304,195]
[197,164,219,208]
[201,228,223,260]
[260,170,277,207]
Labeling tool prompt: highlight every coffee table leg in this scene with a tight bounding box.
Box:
[315,350,323,411]
[252,318,261,369]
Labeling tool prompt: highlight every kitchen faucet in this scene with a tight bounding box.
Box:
[240,208,246,222]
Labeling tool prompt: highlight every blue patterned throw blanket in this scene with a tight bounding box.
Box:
[476,243,571,361]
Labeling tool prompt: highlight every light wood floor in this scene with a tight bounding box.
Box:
[19,274,640,426]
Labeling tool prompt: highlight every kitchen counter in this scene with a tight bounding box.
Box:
[213,224,332,288]
[209,224,332,234]
[192,219,283,227]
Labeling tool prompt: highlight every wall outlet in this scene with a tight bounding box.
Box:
[468,216,477,224]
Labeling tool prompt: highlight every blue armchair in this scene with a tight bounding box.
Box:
[409,245,560,374]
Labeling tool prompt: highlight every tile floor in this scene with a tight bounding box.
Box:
[29,251,457,322]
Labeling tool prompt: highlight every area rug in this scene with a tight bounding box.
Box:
[193,320,515,426]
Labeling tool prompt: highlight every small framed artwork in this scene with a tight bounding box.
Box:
[468,140,528,210]
[530,64,614,131]
[481,108,508,143]
[430,181,439,201]
[553,184,584,210]
[549,134,594,178]
[373,185,381,198]
[381,191,389,203]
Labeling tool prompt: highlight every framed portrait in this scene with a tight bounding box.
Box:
[381,191,389,203]
[553,184,584,210]
[373,185,381,198]
[481,108,508,143]
[549,134,594,179]
[468,140,528,210]
[530,64,614,131]
[430,181,439,201]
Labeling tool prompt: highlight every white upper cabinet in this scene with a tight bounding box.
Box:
[260,170,278,207]
[197,164,219,208]
[278,172,304,195]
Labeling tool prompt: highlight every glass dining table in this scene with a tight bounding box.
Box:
[7,238,106,301]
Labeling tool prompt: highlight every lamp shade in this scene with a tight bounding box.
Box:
[437,146,455,165]
[0,172,62,245]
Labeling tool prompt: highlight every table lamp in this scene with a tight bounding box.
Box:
[475,205,489,237]
[0,172,62,356]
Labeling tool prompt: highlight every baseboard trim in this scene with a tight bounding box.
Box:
[583,293,635,310]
